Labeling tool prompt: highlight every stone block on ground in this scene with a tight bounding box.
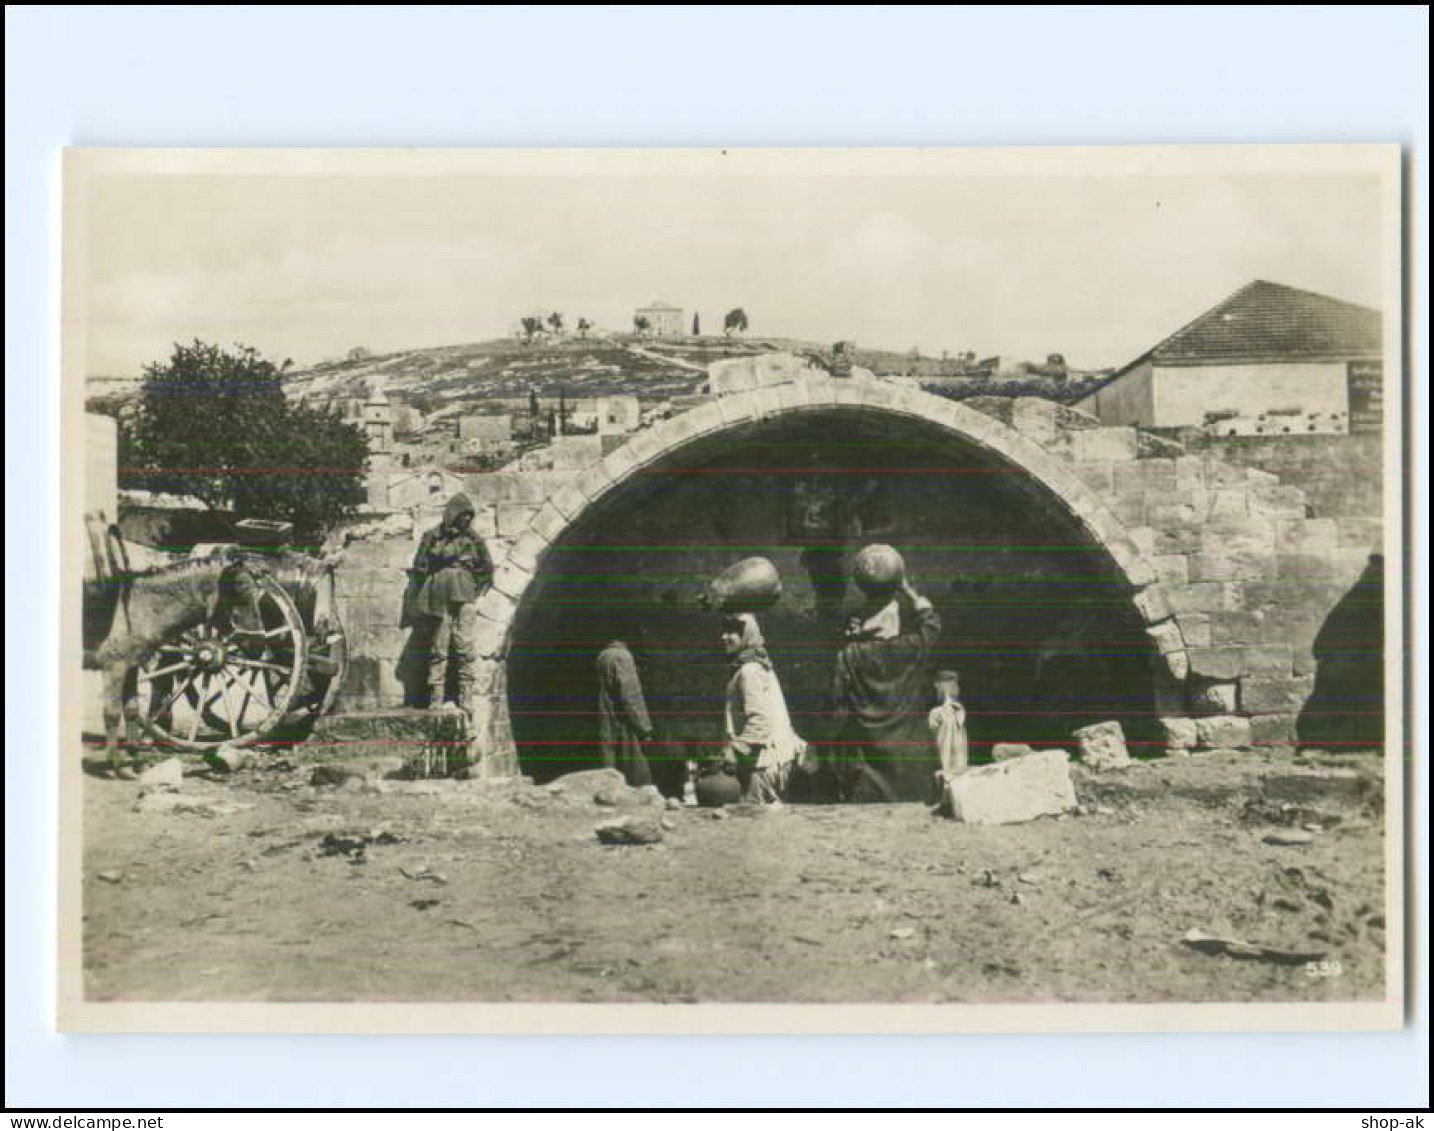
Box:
[1261,768,1375,806]
[940,749,1078,825]
[595,815,665,845]
[546,768,627,802]
[1072,721,1131,770]
[204,745,251,774]
[137,757,185,790]
[301,709,471,778]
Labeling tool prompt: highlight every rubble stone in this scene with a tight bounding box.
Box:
[1073,721,1131,770]
[205,745,251,774]
[137,757,185,790]
[595,816,664,845]
[941,749,1078,825]
[991,743,1034,762]
[546,768,627,802]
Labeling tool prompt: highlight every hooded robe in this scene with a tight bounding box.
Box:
[412,493,492,617]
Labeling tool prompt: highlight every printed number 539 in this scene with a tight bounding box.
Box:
[1306,960,1343,978]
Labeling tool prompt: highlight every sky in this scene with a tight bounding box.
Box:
[80,157,1392,376]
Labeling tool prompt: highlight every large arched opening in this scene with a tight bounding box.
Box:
[498,386,1184,797]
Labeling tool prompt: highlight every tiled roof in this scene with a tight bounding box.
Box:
[1140,280,1381,367]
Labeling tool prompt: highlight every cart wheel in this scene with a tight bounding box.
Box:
[301,616,349,720]
[132,574,308,751]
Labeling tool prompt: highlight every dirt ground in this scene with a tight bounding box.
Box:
[79,747,1389,1005]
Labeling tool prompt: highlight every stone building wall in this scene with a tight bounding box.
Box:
[322,374,1384,774]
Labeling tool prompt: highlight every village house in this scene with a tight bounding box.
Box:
[567,394,640,435]
[458,413,514,442]
[1078,280,1382,436]
[634,300,684,337]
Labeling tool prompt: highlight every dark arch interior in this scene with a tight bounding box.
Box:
[507,409,1161,793]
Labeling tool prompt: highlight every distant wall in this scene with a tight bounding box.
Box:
[1080,360,1154,426]
[1152,361,1349,430]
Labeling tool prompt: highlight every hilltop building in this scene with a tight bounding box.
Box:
[1078,280,1382,435]
[635,300,684,337]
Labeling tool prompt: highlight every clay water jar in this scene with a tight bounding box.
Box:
[852,543,905,597]
[694,770,743,808]
[705,556,782,612]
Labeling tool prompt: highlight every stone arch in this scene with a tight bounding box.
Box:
[468,376,1190,775]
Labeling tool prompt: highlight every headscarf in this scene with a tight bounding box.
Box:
[723,611,772,671]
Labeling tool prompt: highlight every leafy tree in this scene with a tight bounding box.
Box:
[119,340,368,538]
[723,307,748,336]
[633,314,651,334]
[547,311,565,336]
[520,315,544,343]
[692,312,701,336]
[576,317,593,339]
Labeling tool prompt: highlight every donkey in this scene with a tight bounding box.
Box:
[86,548,338,774]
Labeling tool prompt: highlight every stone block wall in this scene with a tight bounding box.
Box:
[999,401,1383,755]
[321,377,1384,772]
[1168,432,1385,520]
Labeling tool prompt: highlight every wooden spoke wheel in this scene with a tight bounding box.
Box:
[297,616,349,721]
[131,574,309,751]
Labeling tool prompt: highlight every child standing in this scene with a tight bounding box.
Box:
[928,669,969,803]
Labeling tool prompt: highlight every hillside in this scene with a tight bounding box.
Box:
[88,335,1105,422]
[282,336,792,410]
